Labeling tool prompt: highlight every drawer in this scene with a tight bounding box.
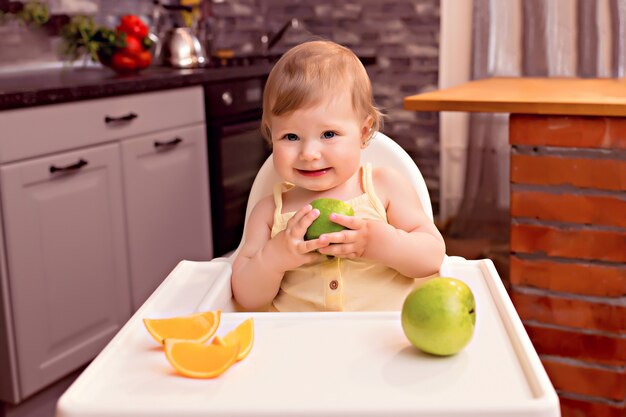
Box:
[0,86,205,163]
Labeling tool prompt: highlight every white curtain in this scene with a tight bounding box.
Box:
[447,0,626,246]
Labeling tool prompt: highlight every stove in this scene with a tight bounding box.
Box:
[203,65,272,256]
[204,52,282,69]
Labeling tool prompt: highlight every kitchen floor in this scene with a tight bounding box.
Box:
[2,367,85,417]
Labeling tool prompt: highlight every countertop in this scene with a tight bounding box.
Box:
[403,77,626,117]
[0,63,274,111]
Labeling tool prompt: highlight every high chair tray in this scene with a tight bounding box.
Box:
[56,258,559,417]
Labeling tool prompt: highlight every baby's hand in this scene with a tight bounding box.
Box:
[271,204,330,271]
[317,213,375,259]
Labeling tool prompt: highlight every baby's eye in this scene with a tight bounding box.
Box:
[322,131,336,139]
[284,133,299,141]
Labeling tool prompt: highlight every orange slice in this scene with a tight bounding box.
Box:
[143,310,220,345]
[212,318,254,361]
[164,339,240,378]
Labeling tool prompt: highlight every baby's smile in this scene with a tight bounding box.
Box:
[296,168,331,177]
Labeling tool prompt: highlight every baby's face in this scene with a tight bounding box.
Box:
[269,89,371,193]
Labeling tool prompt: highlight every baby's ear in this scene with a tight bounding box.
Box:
[360,115,374,147]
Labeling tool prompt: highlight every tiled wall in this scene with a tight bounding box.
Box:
[209,0,441,215]
[508,114,626,417]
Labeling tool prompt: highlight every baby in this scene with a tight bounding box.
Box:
[232,40,445,312]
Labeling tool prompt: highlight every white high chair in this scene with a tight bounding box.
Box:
[56,133,560,417]
[187,131,435,311]
[203,131,435,311]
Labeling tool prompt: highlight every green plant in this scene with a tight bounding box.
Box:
[0,1,49,27]
[59,15,125,64]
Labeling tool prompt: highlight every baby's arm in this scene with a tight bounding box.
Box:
[232,197,329,310]
[319,167,445,277]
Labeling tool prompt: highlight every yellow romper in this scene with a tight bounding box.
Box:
[270,163,422,312]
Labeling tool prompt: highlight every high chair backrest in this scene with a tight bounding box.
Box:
[237,132,433,254]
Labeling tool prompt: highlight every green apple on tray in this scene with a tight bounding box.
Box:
[402,277,476,356]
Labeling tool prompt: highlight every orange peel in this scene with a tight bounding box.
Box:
[143,310,220,345]
[212,318,254,361]
[164,338,240,378]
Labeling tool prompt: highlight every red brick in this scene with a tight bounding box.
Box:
[542,358,626,401]
[511,223,626,263]
[524,324,626,366]
[510,256,626,297]
[511,154,626,191]
[512,291,626,333]
[510,114,626,149]
[511,190,626,228]
[560,396,626,417]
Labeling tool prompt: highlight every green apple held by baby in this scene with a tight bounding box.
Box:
[401,277,476,356]
[305,198,354,240]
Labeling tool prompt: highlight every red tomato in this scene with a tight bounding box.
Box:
[117,15,149,40]
[136,50,152,70]
[111,53,137,73]
[120,35,143,58]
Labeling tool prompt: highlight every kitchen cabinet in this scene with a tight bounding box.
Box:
[0,86,212,403]
[121,125,212,310]
[0,143,131,400]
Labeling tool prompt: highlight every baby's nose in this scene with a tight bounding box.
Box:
[299,140,321,160]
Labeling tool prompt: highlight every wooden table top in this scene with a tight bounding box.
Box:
[404,77,626,117]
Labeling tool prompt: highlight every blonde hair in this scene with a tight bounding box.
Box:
[261,40,382,143]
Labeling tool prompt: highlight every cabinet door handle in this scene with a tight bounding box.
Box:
[154,137,183,148]
[162,4,193,12]
[104,112,138,124]
[49,159,88,174]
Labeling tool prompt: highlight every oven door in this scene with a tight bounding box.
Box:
[207,114,271,256]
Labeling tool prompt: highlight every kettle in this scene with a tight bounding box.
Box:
[151,2,208,68]
[159,26,207,68]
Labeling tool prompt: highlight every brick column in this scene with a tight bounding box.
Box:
[509,114,626,417]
